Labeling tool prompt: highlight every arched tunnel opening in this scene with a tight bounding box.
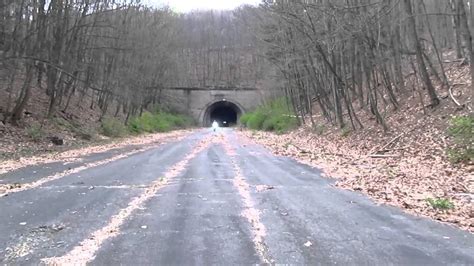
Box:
[204,100,242,127]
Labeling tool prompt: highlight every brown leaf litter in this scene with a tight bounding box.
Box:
[238,128,473,233]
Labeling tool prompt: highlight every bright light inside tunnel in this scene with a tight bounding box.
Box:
[205,101,242,127]
[211,106,237,127]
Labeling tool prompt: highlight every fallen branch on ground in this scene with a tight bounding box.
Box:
[289,143,311,154]
[368,154,401,158]
[449,86,464,108]
[374,133,404,154]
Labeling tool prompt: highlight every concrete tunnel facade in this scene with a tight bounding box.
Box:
[161,87,263,126]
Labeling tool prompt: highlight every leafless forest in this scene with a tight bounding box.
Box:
[0,0,473,128]
[0,0,473,235]
[253,0,473,130]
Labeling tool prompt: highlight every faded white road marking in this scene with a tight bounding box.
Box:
[0,130,190,175]
[1,148,150,197]
[221,136,272,264]
[38,184,150,190]
[41,135,216,265]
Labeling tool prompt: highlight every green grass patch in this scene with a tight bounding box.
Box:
[101,117,128,138]
[101,111,192,138]
[239,113,252,126]
[128,111,192,134]
[26,124,44,142]
[426,198,454,210]
[247,112,267,130]
[447,115,473,163]
[240,98,298,134]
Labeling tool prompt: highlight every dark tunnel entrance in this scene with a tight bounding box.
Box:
[204,100,242,127]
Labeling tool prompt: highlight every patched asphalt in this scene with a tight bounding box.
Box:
[1,129,473,265]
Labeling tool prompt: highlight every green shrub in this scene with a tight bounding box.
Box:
[277,115,299,133]
[27,124,44,142]
[261,116,276,131]
[101,117,128,138]
[128,117,143,134]
[447,115,473,163]
[127,111,192,134]
[262,114,298,134]
[447,148,474,164]
[161,113,193,128]
[240,113,252,125]
[242,97,298,133]
[448,115,473,138]
[140,112,156,133]
[426,198,454,210]
[247,112,267,130]
[153,117,172,132]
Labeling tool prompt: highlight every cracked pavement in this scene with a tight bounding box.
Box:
[0,129,473,265]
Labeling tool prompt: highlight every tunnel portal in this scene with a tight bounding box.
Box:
[157,86,262,126]
[204,100,242,127]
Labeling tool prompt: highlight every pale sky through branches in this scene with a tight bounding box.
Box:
[143,0,261,12]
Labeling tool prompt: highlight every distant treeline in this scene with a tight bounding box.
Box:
[0,1,266,125]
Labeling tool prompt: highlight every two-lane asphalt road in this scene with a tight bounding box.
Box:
[1,129,473,265]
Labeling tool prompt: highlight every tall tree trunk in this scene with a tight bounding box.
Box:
[11,64,34,125]
[457,0,474,102]
[451,0,465,59]
[404,0,440,107]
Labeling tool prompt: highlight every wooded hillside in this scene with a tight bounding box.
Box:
[0,1,267,127]
[250,0,473,130]
[0,0,473,142]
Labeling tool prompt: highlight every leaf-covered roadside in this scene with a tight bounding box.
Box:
[238,128,473,232]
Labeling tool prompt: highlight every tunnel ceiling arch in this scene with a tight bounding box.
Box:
[203,100,243,127]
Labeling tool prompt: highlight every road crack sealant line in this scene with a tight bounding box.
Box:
[41,135,216,266]
[0,146,153,198]
[220,136,272,264]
